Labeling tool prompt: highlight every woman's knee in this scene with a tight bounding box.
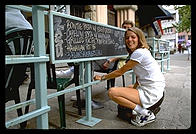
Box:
[108,87,118,99]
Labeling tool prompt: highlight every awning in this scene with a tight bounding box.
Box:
[178,39,185,42]
[178,39,185,43]
[136,5,174,27]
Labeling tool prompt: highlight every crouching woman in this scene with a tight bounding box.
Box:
[94,27,165,127]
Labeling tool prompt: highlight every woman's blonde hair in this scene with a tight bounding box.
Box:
[125,27,149,54]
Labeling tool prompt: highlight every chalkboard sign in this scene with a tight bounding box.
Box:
[49,11,127,63]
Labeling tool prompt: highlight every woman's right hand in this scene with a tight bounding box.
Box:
[93,75,102,80]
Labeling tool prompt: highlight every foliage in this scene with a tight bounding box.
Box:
[173,5,191,33]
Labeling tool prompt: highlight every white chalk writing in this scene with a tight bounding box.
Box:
[53,16,126,60]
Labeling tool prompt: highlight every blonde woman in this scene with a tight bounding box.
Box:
[94,27,165,127]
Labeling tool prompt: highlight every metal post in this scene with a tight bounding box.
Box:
[85,61,92,120]
[76,61,101,127]
[79,62,85,87]
[167,51,171,70]
[161,53,164,73]
[32,5,49,129]
[152,37,156,58]
[132,72,136,84]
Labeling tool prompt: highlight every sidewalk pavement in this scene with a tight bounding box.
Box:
[5,53,191,130]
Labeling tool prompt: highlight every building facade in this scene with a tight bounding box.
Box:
[26,5,175,48]
[51,5,137,27]
[161,5,178,52]
[161,5,191,53]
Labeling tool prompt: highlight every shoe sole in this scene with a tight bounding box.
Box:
[131,118,156,127]
[153,107,161,115]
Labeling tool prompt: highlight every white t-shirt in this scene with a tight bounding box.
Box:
[130,48,165,108]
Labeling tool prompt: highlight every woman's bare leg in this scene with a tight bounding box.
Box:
[108,87,141,110]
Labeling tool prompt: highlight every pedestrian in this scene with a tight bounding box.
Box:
[101,20,135,70]
[94,27,165,127]
[178,43,182,53]
[181,43,185,54]
[186,40,191,60]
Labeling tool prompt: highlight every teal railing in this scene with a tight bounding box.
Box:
[146,37,170,73]
[5,5,136,129]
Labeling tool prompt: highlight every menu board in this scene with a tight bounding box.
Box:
[53,14,127,61]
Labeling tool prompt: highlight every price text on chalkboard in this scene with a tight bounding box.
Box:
[53,15,127,60]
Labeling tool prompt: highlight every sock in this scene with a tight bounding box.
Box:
[134,105,149,116]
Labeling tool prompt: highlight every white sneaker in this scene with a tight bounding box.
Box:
[91,100,104,109]
[131,110,156,127]
[132,110,137,115]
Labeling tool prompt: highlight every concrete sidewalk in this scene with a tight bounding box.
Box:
[5,53,191,129]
